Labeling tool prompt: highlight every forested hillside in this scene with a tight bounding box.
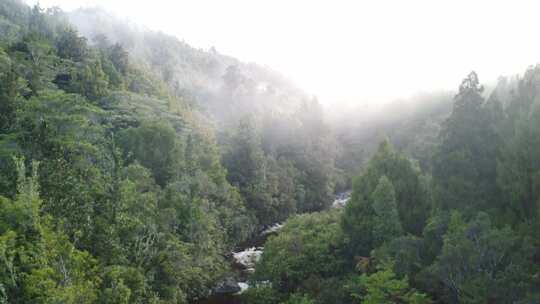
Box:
[67,6,339,218]
[0,1,539,303]
[249,72,540,303]
[0,1,335,302]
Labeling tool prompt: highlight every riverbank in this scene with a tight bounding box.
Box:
[194,192,351,304]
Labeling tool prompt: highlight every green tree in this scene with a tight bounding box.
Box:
[108,43,129,75]
[433,71,500,213]
[428,212,524,303]
[282,293,315,304]
[355,263,431,304]
[55,26,88,62]
[222,119,291,226]
[241,285,282,304]
[371,176,403,245]
[11,35,57,95]
[0,158,99,303]
[0,50,24,133]
[118,120,180,187]
[255,211,345,294]
[28,4,53,39]
[73,59,109,101]
[292,99,336,212]
[497,67,540,222]
[343,140,429,256]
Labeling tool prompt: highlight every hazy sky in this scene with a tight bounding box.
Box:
[26,0,540,106]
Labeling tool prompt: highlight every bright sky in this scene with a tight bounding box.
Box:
[26,0,540,106]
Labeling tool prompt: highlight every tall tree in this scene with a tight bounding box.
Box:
[371,176,403,246]
[55,26,88,62]
[343,139,430,258]
[497,66,540,222]
[432,72,500,214]
[0,50,24,133]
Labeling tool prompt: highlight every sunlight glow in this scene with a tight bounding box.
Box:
[26,0,540,105]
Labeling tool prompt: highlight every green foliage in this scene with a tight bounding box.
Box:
[433,72,501,214]
[497,67,540,222]
[343,140,429,256]
[118,121,179,187]
[290,100,336,212]
[0,49,25,133]
[55,26,88,62]
[23,224,100,304]
[108,43,129,75]
[10,35,58,95]
[99,53,124,90]
[0,3,260,302]
[2,3,540,304]
[72,59,109,101]
[427,212,526,303]
[371,176,403,245]
[355,263,431,304]
[99,266,147,304]
[223,119,297,226]
[282,293,315,304]
[0,158,100,303]
[255,211,345,294]
[241,285,282,304]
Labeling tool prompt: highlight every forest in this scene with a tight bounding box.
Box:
[0,1,539,303]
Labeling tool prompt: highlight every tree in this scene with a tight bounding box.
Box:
[118,121,180,187]
[255,211,346,294]
[11,35,57,95]
[292,99,336,213]
[0,158,99,303]
[355,263,431,304]
[29,4,53,39]
[72,59,109,101]
[108,43,129,75]
[15,90,108,250]
[282,293,315,304]
[433,72,500,213]
[343,140,429,256]
[100,54,124,89]
[371,176,403,246]
[497,66,540,222]
[428,212,524,304]
[222,119,292,226]
[241,285,282,304]
[114,164,160,267]
[55,26,88,62]
[0,50,24,133]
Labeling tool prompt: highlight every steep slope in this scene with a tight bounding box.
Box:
[67,8,310,126]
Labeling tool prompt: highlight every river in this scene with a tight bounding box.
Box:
[194,192,350,304]
[193,223,281,304]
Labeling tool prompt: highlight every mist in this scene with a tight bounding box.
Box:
[25,0,540,193]
[3,1,540,303]
[25,0,540,108]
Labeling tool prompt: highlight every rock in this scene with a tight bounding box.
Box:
[232,247,263,269]
[261,223,283,236]
[213,277,241,294]
[234,282,249,295]
[332,191,351,208]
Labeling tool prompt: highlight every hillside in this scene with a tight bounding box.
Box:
[1,1,539,304]
[67,7,310,126]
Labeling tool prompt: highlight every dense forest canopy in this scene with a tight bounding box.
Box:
[0,1,539,303]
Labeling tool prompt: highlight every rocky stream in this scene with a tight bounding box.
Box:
[194,192,350,304]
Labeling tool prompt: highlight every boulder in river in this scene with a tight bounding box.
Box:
[232,247,263,270]
[213,277,241,294]
[261,223,283,235]
[234,282,249,295]
[331,191,351,208]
